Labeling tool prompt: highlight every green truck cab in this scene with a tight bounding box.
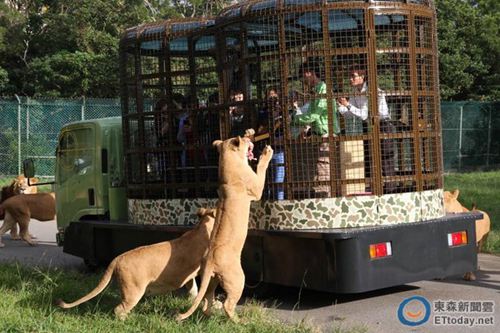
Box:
[53,117,127,245]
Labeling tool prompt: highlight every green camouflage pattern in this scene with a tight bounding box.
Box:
[128,189,445,230]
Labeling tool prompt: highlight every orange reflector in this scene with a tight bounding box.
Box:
[448,231,468,247]
[369,242,392,259]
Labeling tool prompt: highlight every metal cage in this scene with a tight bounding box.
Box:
[120,0,442,223]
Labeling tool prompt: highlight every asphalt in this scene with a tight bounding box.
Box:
[0,219,499,332]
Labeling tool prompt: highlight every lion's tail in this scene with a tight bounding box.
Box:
[55,259,117,309]
[176,260,214,321]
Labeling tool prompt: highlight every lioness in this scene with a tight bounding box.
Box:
[0,192,55,248]
[444,189,491,281]
[444,189,490,251]
[0,175,39,239]
[56,208,216,320]
[177,132,273,322]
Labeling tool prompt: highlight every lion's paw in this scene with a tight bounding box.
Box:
[260,145,273,163]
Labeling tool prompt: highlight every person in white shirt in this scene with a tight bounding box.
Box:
[337,70,390,122]
[337,69,396,192]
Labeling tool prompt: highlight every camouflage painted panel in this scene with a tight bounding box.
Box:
[128,189,445,229]
[378,192,420,224]
[128,198,218,226]
[421,189,445,220]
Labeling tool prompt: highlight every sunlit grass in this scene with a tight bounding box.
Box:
[0,263,326,333]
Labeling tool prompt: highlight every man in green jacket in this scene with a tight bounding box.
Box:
[293,62,339,137]
[292,60,339,197]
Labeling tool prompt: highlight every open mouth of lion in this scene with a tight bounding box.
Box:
[246,140,255,161]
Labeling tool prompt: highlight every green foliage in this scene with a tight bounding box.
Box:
[0,67,8,90]
[0,0,233,98]
[0,129,19,175]
[436,0,500,100]
[1,1,497,99]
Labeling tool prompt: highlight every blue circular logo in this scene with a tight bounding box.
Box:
[397,296,431,327]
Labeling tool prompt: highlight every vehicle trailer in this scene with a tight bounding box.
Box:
[26,0,480,295]
[63,213,478,293]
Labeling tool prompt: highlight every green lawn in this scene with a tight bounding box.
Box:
[444,171,500,253]
[0,264,323,333]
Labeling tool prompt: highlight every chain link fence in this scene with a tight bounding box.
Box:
[0,98,498,177]
[0,97,121,178]
[442,101,500,172]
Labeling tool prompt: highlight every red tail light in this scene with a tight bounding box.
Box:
[448,231,467,247]
[369,242,392,259]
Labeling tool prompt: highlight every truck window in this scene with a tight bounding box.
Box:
[57,128,94,184]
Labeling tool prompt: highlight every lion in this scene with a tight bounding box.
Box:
[443,189,490,250]
[1,175,38,199]
[444,189,491,281]
[13,174,39,195]
[0,192,55,248]
[177,130,273,322]
[56,208,217,320]
[0,175,39,240]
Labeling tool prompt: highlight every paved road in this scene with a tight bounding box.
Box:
[0,220,499,332]
[264,254,500,332]
[0,219,83,269]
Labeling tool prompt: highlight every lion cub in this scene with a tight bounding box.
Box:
[56,208,216,320]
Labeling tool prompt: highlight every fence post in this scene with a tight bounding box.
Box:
[458,104,463,172]
[486,104,491,168]
[81,96,86,120]
[14,94,21,175]
[26,97,30,141]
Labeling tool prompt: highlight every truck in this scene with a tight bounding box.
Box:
[24,115,478,293]
[24,0,479,294]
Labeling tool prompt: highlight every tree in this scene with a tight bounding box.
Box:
[0,67,8,91]
[0,0,234,97]
[436,0,500,100]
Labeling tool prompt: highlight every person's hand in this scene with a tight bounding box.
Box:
[338,97,349,107]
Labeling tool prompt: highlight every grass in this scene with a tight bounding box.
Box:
[0,263,326,333]
[444,170,500,253]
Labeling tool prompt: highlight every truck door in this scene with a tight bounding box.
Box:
[55,125,97,229]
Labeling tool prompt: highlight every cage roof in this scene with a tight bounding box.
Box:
[218,0,434,23]
[120,18,215,54]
